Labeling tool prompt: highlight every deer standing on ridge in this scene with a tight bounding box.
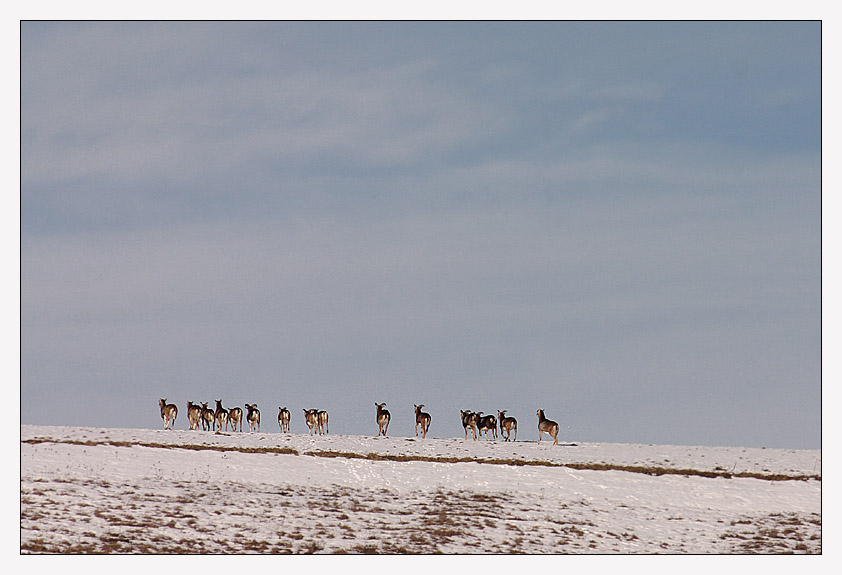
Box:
[186,401,202,430]
[537,409,559,445]
[303,409,319,435]
[477,412,497,440]
[460,410,478,440]
[228,406,243,432]
[375,403,390,436]
[159,399,177,430]
[278,407,291,433]
[201,402,215,431]
[497,410,517,442]
[414,404,432,438]
[215,400,229,432]
[245,403,261,432]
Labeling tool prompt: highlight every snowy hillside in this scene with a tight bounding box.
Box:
[20,425,821,554]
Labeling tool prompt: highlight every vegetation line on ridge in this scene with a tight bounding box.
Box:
[21,437,820,482]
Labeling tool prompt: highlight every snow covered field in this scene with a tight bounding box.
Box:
[20,425,821,554]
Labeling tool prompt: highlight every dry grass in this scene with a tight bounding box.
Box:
[720,512,821,554]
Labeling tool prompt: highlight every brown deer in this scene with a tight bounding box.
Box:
[317,410,329,435]
[303,409,319,435]
[476,412,497,440]
[375,403,390,436]
[159,399,177,430]
[201,402,215,431]
[460,410,478,440]
[497,410,517,442]
[245,403,261,432]
[537,409,559,445]
[278,407,291,433]
[228,406,243,432]
[215,400,229,432]
[414,404,432,438]
[186,401,203,430]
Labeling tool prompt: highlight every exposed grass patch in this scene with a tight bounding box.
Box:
[720,512,821,554]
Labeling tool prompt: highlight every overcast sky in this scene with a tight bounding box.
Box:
[20,21,820,448]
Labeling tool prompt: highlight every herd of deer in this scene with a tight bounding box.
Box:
[158,399,263,433]
[159,399,561,445]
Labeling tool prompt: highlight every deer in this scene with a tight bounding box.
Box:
[460,410,478,440]
[228,406,243,432]
[537,409,559,445]
[245,403,261,432]
[201,402,215,431]
[186,401,203,430]
[477,412,497,440]
[414,404,432,438]
[317,410,329,435]
[278,407,291,433]
[303,409,319,435]
[497,410,517,442]
[215,400,229,432]
[159,399,177,430]
[375,403,390,436]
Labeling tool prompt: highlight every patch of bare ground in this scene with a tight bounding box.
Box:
[720,512,822,554]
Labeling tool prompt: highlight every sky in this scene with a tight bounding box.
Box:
[20,21,821,449]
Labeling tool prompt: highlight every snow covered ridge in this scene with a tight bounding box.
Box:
[21,425,821,554]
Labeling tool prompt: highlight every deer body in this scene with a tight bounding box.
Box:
[303,409,319,435]
[215,400,229,432]
[186,401,202,430]
[201,402,215,431]
[317,410,329,435]
[375,403,390,436]
[497,410,517,442]
[245,404,261,432]
[460,410,478,440]
[278,407,291,433]
[537,409,559,445]
[159,399,177,430]
[477,412,497,440]
[414,404,431,438]
[228,407,243,432]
